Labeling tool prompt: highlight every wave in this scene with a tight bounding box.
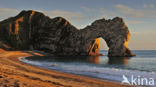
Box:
[19,57,156,85]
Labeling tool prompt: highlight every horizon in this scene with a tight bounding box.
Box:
[0,0,156,50]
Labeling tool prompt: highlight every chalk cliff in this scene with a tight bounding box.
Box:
[0,10,135,57]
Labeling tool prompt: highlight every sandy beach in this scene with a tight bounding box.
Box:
[0,49,135,87]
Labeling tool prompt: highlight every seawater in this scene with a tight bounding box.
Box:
[20,50,156,86]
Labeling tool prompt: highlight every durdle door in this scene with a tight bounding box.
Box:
[0,10,135,57]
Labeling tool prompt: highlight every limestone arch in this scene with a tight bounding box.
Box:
[83,17,135,57]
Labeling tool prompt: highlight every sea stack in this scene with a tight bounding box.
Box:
[0,10,135,57]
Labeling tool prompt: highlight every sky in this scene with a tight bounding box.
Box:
[0,0,156,50]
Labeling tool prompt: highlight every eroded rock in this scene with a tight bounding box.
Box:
[0,10,135,57]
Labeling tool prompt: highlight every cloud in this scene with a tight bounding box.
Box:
[0,8,20,21]
[131,31,156,36]
[43,10,99,28]
[81,7,94,12]
[115,4,156,18]
[115,4,144,18]
[150,4,154,8]
[144,4,154,8]
[0,8,86,22]
[126,20,144,24]
[43,10,85,22]
[0,8,18,13]
[131,32,141,35]
[99,8,116,18]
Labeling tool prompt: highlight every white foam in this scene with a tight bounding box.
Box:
[19,57,156,86]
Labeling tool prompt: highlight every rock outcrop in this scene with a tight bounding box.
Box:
[0,10,135,57]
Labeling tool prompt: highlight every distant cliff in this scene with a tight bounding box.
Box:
[0,10,135,57]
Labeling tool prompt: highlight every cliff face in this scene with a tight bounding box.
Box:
[0,10,135,57]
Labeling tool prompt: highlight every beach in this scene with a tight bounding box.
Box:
[0,49,134,87]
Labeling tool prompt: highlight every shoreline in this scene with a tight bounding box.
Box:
[19,57,120,83]
[0,50,134,87]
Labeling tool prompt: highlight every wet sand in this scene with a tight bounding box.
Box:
[0,49,135,87]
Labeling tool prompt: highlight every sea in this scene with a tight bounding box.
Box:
[20,50,156,86]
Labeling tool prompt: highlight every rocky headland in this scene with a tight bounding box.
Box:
[0,10,135,57]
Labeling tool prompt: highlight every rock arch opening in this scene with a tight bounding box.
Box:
[99,38,109,56]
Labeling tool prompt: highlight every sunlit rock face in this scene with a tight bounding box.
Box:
[82,18,135,57]
[0,10,135,56]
